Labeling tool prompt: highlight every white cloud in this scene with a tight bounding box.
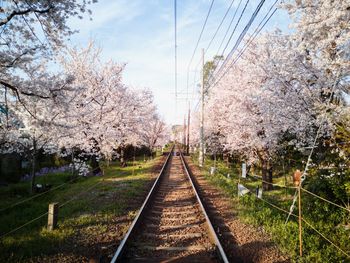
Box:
[68,0,142,33]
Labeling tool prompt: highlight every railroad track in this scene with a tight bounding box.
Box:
[111,146,228,263]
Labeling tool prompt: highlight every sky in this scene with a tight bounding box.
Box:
[68,0,291,125]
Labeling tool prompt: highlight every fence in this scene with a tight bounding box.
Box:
[206,161,350,260]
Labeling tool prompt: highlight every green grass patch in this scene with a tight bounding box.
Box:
[0,157,160,262]
[192,154,350,262]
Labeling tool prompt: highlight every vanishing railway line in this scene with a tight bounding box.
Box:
[111,146,228,262]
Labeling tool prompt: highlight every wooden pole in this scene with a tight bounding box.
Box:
[183,115,186,150]
[187,102,190,155]
[298,185,303,257]
[199,48,205,167]
[48,203,59,231]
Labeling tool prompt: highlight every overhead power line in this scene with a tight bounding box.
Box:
[220,0,250,58]
[210,0,278,88]
[191,0,240,99]
[192,0,280,112]
[199,0,251,97]
[209,0,266,87]
[192,0,277,112]
[186,0,215,99]
[215,0,244,57]
[205,0,236,54]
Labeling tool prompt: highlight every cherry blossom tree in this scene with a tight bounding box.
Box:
[140,114,168,156]
[206,33,321,188]
[55,43,166,168]
[0,0,96,102]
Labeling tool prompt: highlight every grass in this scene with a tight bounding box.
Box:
[192,153,350,263]
[0,157,161,262]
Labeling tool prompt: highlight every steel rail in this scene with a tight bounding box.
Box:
[110,145,174,263]
[179,150,229,263]
[111,145,229,262]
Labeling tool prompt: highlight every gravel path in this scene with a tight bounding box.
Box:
[122,154,218,262]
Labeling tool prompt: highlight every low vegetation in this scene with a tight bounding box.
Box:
[192,154,350,262]
[0,156,161,262]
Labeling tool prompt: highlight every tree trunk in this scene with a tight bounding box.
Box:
[91,155,101,175]
[30,138,37,194]
[258,150,273,191]
[149,146,154,159]
[120,147,126,167]
[71,151,75,178]
[267,160,273,190]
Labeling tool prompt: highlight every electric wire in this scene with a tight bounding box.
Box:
[192,0,247,96]
[206,0,278,93]
[192,0,237,74]
[191,0,241,99]
[216,0,244,57]
[186,0,215,99]
[0,166,103,213]
[211,6,277,89]
[220,0,250,58]
[186,0,215,70]
[208,0,266,90]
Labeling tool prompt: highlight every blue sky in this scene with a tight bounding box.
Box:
[68,0,291,125]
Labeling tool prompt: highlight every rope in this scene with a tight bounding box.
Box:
[0,212,48,239]
[0,176,79,213]
[259,196,298,218]
[301,187,350,213]
[0,165,103,213]
[302,218,350,258]
[213,165,296,189]
[262,196,350,259]
[0,168,105,239]
[0,179,104,239]
[59,179,104,208]
[286,73,341,222]
[249,174,297,189]
[242,183,350,258]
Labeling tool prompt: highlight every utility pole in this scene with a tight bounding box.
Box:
[187,102,190,155]
[174,0,178,124]
[199,48,205,167]
[183,115,186,150]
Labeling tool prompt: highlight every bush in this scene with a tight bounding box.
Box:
[0,153,23,183]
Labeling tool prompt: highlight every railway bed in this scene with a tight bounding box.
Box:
[111,146,228,263]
